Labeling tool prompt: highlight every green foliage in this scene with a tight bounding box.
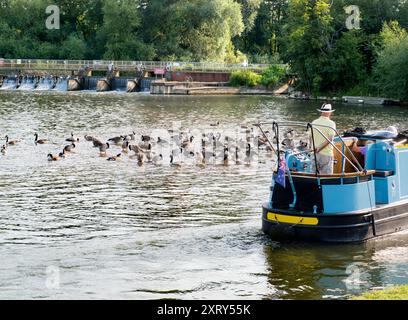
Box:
[280,0,407,98]
[177,0,245,62]
[59,35,87,60]
[229,70,261,87]
[260,64,286,87]
[373,22,408,101]
[352,285,408,300]
[0,0,244,62]
[283,0,334,94]
[101,0,155,60]
[1,0,408,101]
[320,31,367,93]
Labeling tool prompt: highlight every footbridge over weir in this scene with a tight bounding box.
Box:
[0,58,269,76]
[0,58,286,93]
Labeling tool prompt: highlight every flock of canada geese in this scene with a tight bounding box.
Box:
[1,125,307,167]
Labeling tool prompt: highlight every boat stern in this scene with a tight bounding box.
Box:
[262,204,374,243]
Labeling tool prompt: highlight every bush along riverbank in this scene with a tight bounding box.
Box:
[229,64,289,93]
[351,285,408,300]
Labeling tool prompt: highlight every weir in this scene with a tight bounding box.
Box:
[0,58,273,94]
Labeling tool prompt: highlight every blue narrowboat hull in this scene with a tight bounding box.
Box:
[262,201,408,243]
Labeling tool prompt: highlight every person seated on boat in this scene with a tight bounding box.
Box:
[350,138,373,168]
[351,126,399,163]
[310,103,337,175]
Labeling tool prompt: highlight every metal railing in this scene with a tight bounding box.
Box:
[0,58,273,73]
[254,121,364,176]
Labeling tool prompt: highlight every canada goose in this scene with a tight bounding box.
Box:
[284,130,295,139]
[224,136,235,145]
[92,138,104,148]
[212,135,225,149]
[170,154,182,167]
[298,140,309,151]
[107,153,122,161]
[181,136,194,151]
[63,143,76,153]
[255,135,268,147]
[141,135,151,142]
[34,133,49,145]
[66,132,79,143]
[136,153,145,166]
[202,149,216,163]
[139,135,154,149]
[195,151,205,167]
[201,133,210,145]
[129,144,144,155]
[244,144,253,164]
[99,143,110,157]
[151,154,163,166]
[123,135,131,142]
[47,152,64,161]
[108,136,124,145]
[5,135,20,146]
[223,147,230,166]
[157,137,168,145]
[143,144,153,162]
[128,131,136,141]
[1,145,7,155]
[170,133,182,144]
[282,138,295,149]
[84,135,94,142]
[210,121,220,127]
[235,147,242,165]
[122,141,130,153]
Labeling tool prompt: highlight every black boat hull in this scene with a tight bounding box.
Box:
[262,202,408,243]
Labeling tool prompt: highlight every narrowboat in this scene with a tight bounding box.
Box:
[258,121,408,243]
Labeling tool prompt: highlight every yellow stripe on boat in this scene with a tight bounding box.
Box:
[267,212,319,226]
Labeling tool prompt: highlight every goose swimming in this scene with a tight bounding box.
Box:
[34,133,49,145]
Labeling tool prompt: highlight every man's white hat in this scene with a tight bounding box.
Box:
[317,103,335,113]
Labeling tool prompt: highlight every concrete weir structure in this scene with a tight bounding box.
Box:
[0,58,270,94]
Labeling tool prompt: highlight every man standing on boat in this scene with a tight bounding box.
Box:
[310,103,337,175]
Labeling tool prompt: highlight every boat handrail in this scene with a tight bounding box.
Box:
[254,121,364,175]
[288,170,375,179]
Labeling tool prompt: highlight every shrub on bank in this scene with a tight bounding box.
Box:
[260,64,287,88]
[229,70,262,87]
[351,285,408,300]
[229,64,287,88]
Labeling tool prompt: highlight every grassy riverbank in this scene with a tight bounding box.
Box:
[352,285,408,300]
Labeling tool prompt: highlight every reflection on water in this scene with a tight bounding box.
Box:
[0,91,408,299]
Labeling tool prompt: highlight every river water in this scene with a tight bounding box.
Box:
[1,91,408,300]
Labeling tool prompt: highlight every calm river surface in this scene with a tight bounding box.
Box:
[1,91,408,300]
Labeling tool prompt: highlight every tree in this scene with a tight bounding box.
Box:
[237,0,288,60]
[101,0,155,60]
[374,21,408,100]
[283,0,334,94]
[176,0,245,62]
[321,31,366,93]
[59,34,87,59]
[140,0,188,61]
